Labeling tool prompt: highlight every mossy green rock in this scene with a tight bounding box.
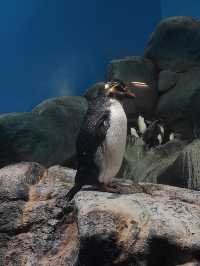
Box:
[0,96,87,168]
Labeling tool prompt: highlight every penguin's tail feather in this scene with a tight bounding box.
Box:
[66,184,82,202]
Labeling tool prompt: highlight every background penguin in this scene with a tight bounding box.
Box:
[66,81,136,201]
[137,115,147,135]
[142,119,165,148]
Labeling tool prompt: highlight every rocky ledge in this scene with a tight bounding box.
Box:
[1,162,200,266]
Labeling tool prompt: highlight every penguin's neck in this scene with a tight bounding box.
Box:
[109,97,123,108]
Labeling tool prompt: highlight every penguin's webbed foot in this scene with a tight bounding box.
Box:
[99,183,121,194]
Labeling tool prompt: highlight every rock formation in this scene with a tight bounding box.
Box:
[1,162,200,266]
[0,96,87,168]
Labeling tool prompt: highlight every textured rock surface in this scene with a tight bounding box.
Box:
[1,162,200,265]
[144,16,200,71]
[0,96,87,168]
[75,187,200,266]
[158,69,178,93]
[157,67,200,139]
[118,136,188,185]
[157,66,200,138]
[0,163,78,266]
[143,17,200,139]
[158,139,200,190]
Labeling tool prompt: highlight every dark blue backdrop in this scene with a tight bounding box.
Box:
[0,0,162,113]
[162,0,200,18]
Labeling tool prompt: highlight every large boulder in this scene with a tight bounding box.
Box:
[158,139,200,190]
[0,162,78,266]
[144,16,200,72]
[1,162,200,265]
[118,136,188,185]
[0,96,87,168]
[158,69,178,93]
[75,187,200,266]
[157,66,200,139]
[144,17,200,139]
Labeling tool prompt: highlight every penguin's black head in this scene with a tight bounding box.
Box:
[104,80,136,99]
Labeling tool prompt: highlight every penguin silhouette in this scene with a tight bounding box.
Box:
[66,81,135,201]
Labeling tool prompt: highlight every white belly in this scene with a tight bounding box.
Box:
[96,99,127,184]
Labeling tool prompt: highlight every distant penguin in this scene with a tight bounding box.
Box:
[157,134,163,145]
[169,132,175,141]
[66,80,136,201]
[130,127,139,138]
[138,115,147,135]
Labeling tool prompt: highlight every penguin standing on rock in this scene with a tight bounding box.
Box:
[66,81,136,201]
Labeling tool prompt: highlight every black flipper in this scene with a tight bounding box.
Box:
[96,113,110,141]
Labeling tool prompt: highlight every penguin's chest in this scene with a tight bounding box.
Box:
[97,99,127,184]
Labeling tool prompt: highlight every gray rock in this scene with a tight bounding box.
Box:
[0,162,45,201]
[158,139,200,190]
[118,136,187,185]
[1,162,200,265]
[157,66,200,139]
[75,185,200,266]
[107,56,156,85]
[0,163,78,266]
[144,16,200,71]
[0,96,87,168]
[158,69,178,93]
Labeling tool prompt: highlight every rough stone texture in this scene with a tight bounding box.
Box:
[158,139,200,190]
[75,186,200,266]
[157,66,200,139]
[144,16,200,72]
[0,162,45,201]
[1,162,200,266]
[107,56,156,85]
[118,136,188,185]
[107,56,158,121]
[0,96,87,168]
[0,163,79,266]
[143,17,200,139]
[158,69,178,93]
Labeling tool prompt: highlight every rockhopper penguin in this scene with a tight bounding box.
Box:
[66,81,135,201]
